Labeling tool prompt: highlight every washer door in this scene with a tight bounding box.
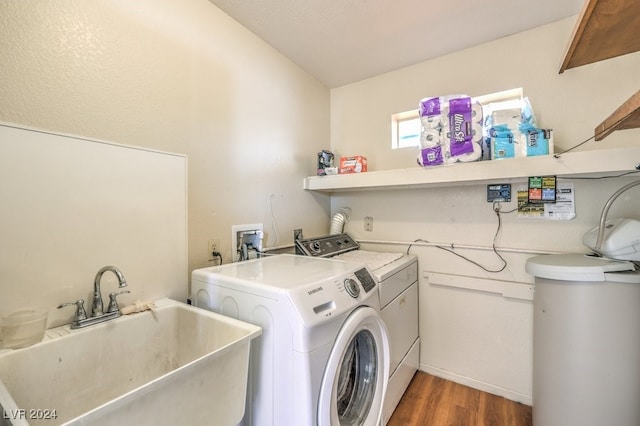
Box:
[317,306,390,426]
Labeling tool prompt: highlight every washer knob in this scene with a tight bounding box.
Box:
[310,242,321,253]
[344,278,360,298]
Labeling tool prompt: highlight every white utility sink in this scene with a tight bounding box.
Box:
[0,298,261,425]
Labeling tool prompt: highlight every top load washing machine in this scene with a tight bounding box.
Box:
[191,254,390,426]
[295,234,419,424]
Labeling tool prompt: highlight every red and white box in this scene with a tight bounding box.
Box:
[339,156,368,174]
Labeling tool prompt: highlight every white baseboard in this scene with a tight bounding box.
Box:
[419,363,532,406]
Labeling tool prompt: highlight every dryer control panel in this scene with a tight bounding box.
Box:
[295,233,359,257]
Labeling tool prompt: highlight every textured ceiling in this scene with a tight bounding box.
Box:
[208,0,584,88]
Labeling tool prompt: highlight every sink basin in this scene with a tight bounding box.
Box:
[0,298,261,425]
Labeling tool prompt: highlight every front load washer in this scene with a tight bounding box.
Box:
[295,234,419,424]
[191,254,390,426]
[331,250,419,425]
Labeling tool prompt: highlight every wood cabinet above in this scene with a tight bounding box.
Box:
[595,90,640,141]
[560,0,640,141]
[560,0,640,73]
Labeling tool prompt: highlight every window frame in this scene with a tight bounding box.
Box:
[391,88,524,149]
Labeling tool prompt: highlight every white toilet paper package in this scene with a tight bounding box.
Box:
[417,95,483,167]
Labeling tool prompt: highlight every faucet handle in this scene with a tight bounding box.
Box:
[57,300,88,322]
[107,290,131,314]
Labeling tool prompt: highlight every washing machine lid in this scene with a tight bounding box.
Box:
[525,253,637,282]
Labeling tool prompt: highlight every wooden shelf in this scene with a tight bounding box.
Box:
[560,0,640,141]
[560,0,640,73]
[304,148,640,193]
[595,90,640,141]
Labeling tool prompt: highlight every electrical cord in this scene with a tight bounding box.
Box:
[209,251,222,264]
[404,108,637,271]
[406,203,508,273]
[405,172,638,271]
[553,108,636,158]
[558,170,640,180]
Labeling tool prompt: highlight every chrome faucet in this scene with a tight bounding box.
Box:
[58,266,130,329]
[92,265,128,316]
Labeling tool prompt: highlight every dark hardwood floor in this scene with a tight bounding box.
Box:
[387,371,532,426]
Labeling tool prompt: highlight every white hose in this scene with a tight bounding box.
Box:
[594,180,640,254]
[330,207,351,235]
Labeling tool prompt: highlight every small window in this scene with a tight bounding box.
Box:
[391,88,524,149]
[391,110,421,149]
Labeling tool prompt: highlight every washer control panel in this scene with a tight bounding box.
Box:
[295,233,359,257]
[354,267,376,293]
[288,265,377,327]
[343,278,361,298]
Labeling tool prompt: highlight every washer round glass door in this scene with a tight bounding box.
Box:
[317,306,390,426]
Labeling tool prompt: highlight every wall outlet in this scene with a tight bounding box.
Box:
[207,239,220,260]
[231,223,264,262]
[364,216,373,232]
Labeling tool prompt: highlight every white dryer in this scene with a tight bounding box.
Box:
[191,254,390,426]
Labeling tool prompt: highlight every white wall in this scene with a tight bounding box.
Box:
[0,0,332,300]
[0,124,187,328]
[329,17,640,403]
[3,1,639,404]
[330,17,640,170]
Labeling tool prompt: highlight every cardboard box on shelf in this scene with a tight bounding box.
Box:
[339,156,367,174]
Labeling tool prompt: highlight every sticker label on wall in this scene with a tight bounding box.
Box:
[528,176,556,203]
[545,184,576,220]
[518,182,575,220]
